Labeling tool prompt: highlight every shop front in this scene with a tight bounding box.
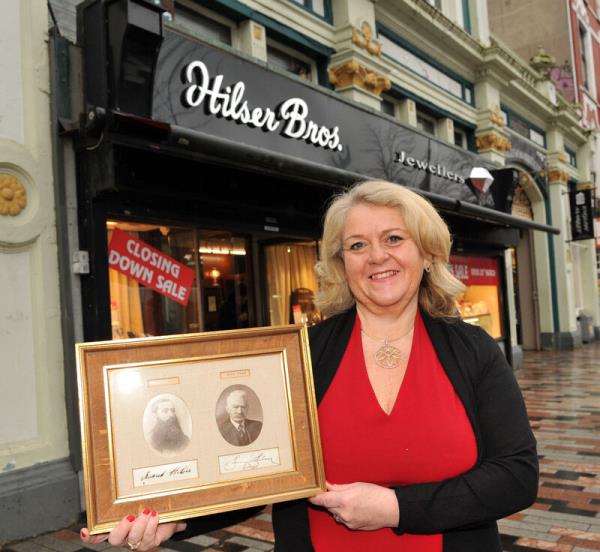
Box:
[75,0,558,366]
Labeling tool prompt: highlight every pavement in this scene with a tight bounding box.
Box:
[3,342,600,552]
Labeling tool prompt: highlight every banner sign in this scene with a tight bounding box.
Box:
[108,229,195,306]
[569,188,595,241]
[449,255,499,286]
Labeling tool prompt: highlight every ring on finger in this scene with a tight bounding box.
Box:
[127,540,142,551]
[333,513,343,523]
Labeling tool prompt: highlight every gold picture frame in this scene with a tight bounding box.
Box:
[76,325,325,535]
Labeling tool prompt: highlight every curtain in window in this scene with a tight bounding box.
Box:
[266,244,318,325]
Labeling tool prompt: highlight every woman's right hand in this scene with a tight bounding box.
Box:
[79,509,187,550]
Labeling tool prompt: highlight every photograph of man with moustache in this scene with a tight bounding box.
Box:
[144,395,191,456]
[217,387,263,447]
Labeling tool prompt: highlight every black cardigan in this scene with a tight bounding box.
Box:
[175,309,538,551]
[272,308,538,552]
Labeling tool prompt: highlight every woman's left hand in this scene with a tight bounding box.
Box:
[308,482,400,530]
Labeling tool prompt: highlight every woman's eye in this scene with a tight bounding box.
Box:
[386,234,404,245]
[349,241,366,251]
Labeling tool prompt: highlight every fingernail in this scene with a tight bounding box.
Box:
[143,508,150,515]
[127,514,135,522]
[151,510,157,517]
[80,529,87,538]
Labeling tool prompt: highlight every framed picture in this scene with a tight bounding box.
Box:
[76,325,325,534]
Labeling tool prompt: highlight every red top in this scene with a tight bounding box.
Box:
[308,311,477,551]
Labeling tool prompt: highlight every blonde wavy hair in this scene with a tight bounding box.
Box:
[314,180,465,318]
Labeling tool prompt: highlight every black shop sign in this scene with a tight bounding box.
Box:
[569,188,595,241]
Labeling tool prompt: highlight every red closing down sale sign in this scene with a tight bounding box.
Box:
[108,229,195,306]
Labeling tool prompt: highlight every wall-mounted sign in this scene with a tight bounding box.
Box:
[448,255,499,286]
[569,188,595,241]
[182,61,343,152]
[153,32,484,205]
[108,229,195,305]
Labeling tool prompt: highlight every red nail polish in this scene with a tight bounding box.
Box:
[127,514,135,522]
[151,510,157,517]
[143,508,150,515]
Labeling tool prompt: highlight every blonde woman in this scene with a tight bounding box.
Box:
[82,180,537,552]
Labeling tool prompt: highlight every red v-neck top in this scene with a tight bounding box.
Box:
[308,311,477,551]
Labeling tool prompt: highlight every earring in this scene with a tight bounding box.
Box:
[424,263,431,273]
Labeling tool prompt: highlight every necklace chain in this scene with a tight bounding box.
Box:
[361,325,414,370]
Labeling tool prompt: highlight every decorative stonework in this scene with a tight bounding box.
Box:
[576,181,594,191]
[547,168,569,183]
[558,151,568,163]
[512,183,534,221]
[351,22,382,57]
[328,61,391,97]
[0,174,27,216]
[490,106,505,128]
[475,131,512,154]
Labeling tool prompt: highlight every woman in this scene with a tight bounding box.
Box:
[81,180,538,551]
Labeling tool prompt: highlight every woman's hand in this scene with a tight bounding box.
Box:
[309,482,400,531]
[79,509,187,550]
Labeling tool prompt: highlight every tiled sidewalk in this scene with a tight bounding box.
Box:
[4,342,600,552]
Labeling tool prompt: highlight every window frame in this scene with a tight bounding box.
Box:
[266,38,319,84]
[171,1,238,47]
[287,0,333,23]
[377,24,475,106]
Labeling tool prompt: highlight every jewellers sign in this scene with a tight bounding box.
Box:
[394,150,465,184]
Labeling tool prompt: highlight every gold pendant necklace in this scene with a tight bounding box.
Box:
[361,325,414,370]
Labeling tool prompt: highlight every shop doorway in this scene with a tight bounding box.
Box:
[511,187,541,351]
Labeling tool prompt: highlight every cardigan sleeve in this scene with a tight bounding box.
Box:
[392,326,538,535]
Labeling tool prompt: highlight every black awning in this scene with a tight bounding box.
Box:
[166,124,560,235]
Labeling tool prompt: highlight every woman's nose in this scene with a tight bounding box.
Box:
[368,242,388,263]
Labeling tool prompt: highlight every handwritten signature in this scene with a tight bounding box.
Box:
[223,452,278,471]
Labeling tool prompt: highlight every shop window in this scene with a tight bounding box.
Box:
[267,42,315,82]
[381,97,396,116]
[417,112,436,135]
[565,146,577,167]
[264,241,321,326]
[529,128,546,148]
[449,255,504,339]
[454,127,467,149]
[106,221,252,338]
[579,23,590,90]
[172,3,233,45]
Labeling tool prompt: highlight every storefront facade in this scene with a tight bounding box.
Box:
[73,1,560,371]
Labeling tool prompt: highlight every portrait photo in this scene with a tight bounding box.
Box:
[215,385,263,447]
[142,393,192,457]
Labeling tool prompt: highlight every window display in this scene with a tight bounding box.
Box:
[449,255,503,339]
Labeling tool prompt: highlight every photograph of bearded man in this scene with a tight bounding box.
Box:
[144,395,191,456]
[217,387,263,447]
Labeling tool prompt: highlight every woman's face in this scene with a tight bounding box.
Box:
[341,203,428,315]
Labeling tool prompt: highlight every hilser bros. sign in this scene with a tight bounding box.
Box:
[108,229,195,306]
[182,61,343,152]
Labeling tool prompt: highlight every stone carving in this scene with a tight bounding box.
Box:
[328,60,391,97]
[0,174,27,216]
[547,168,569,183]
[351,22,382,57]
[475,131,512,153]
[490,105,505,128]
